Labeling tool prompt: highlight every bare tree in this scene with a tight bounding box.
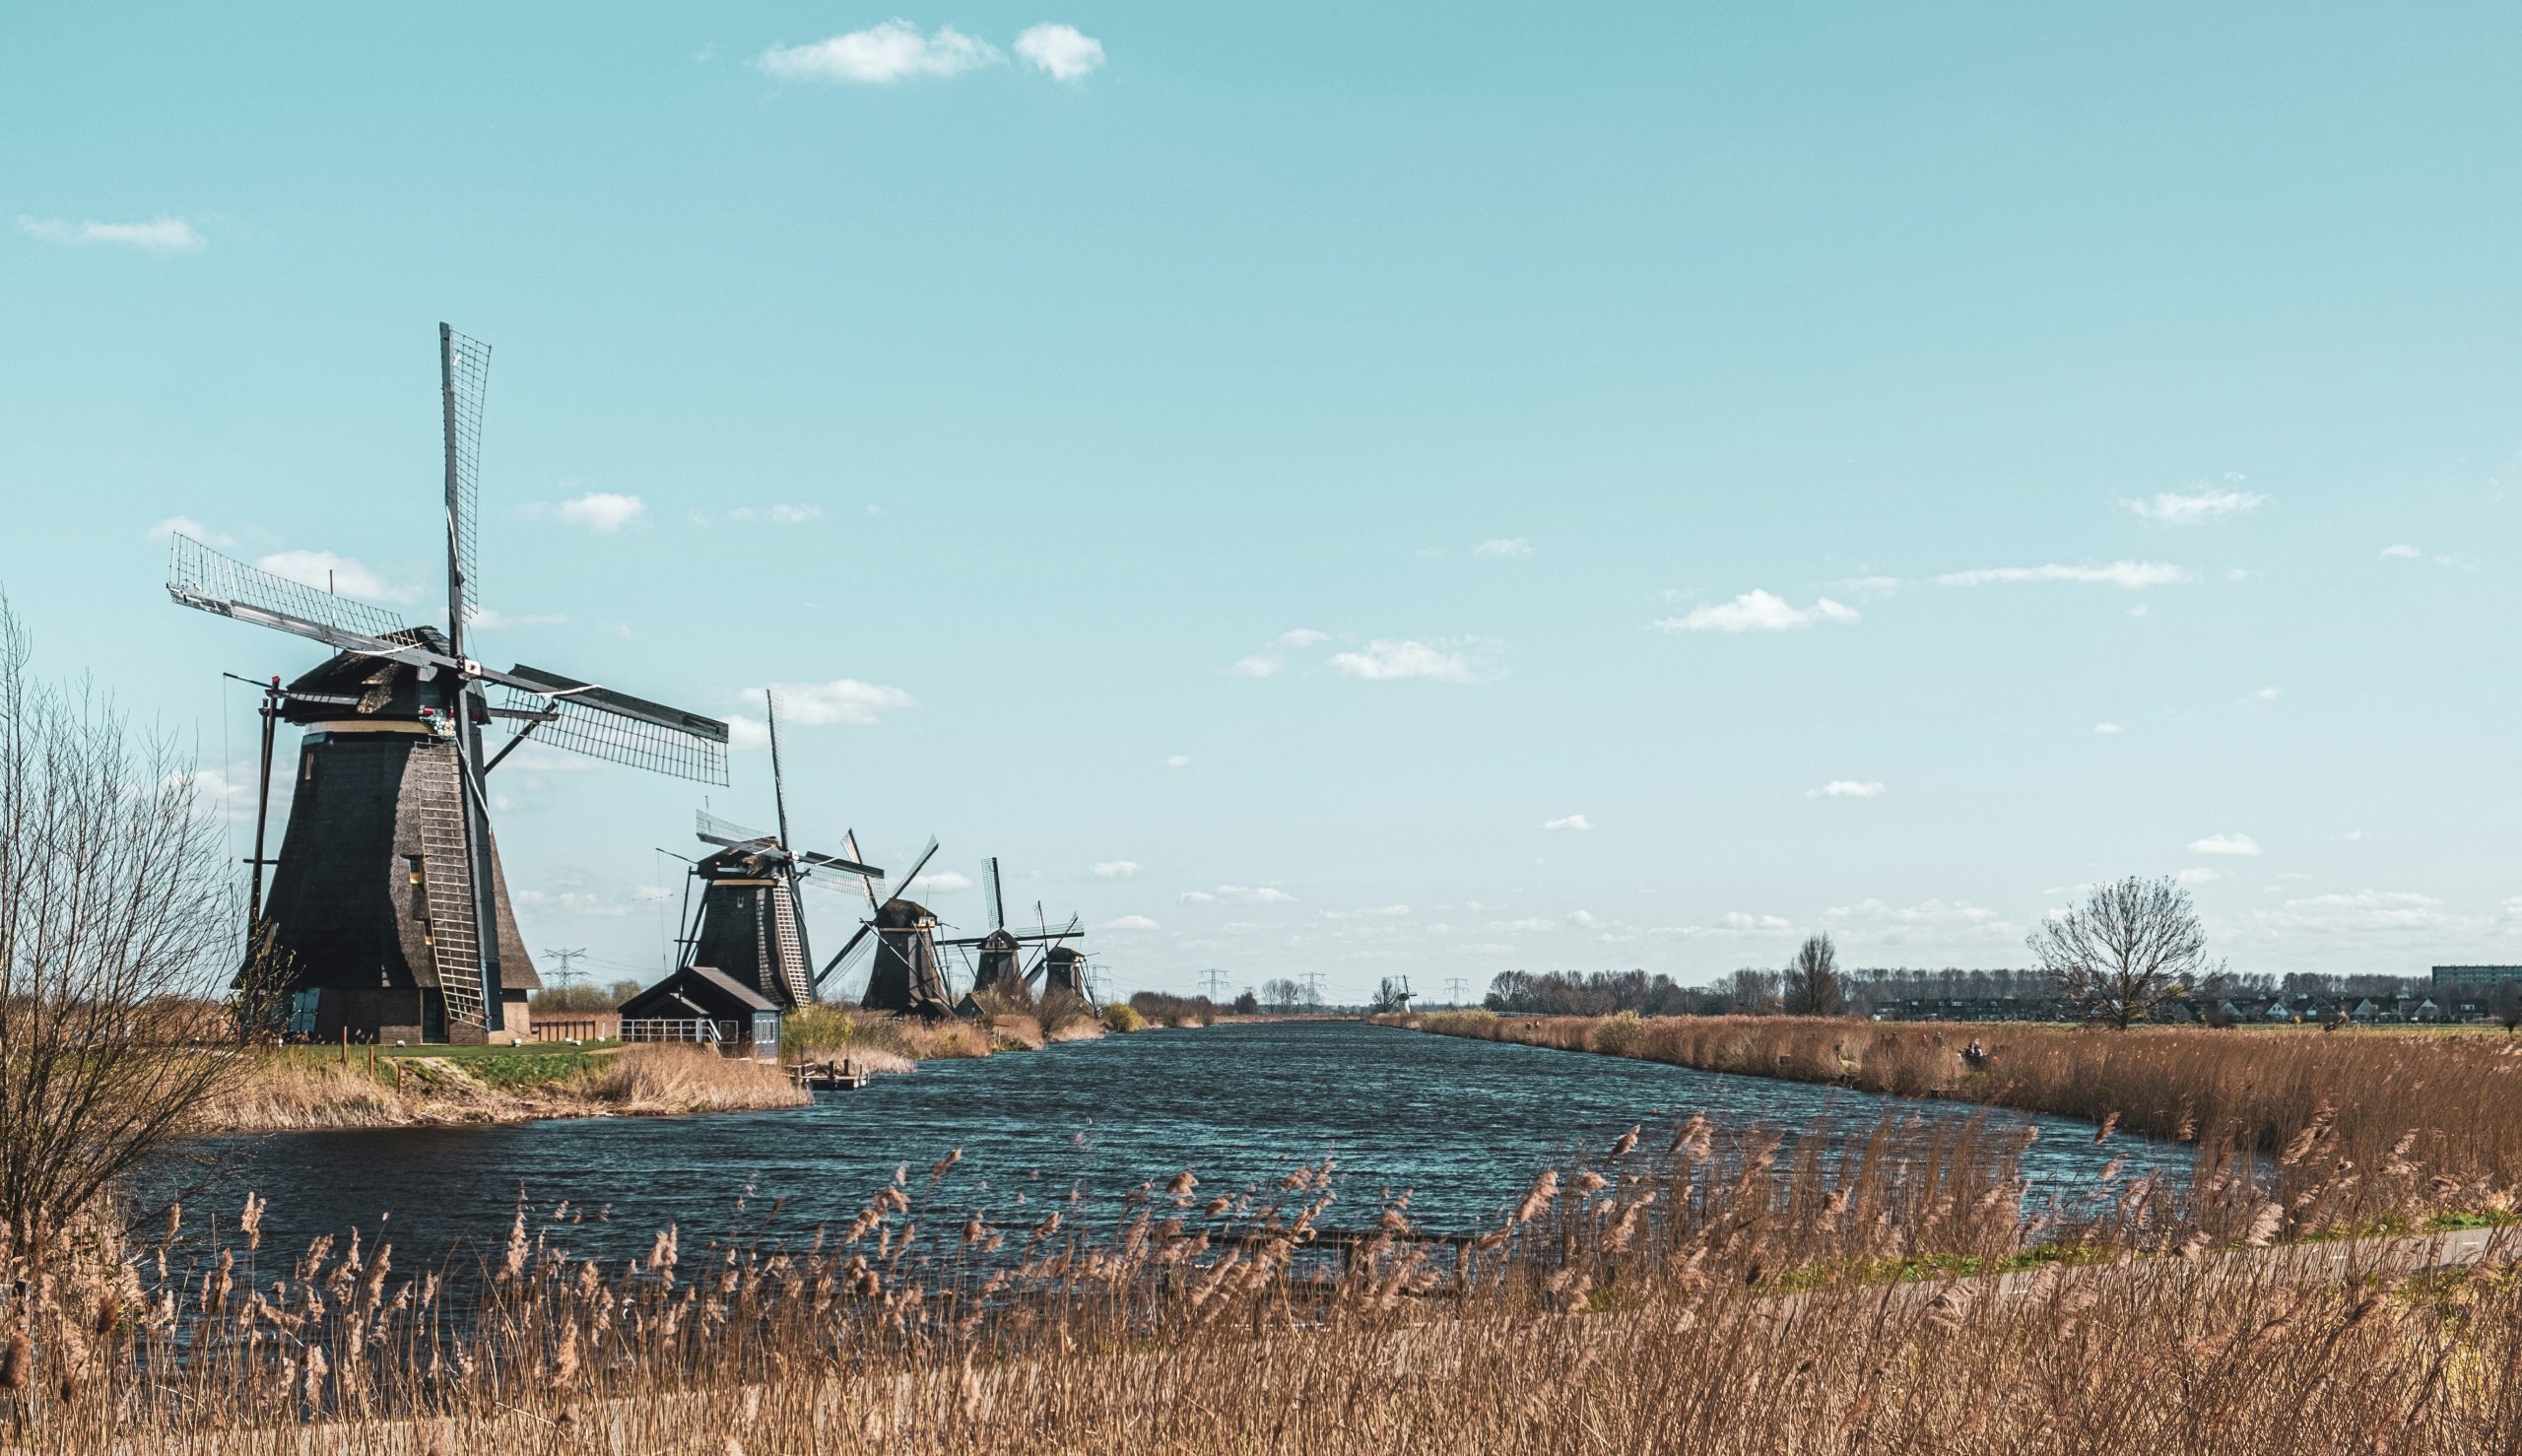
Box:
[1782,933,1843,1017]
[2026,876,2218,1030]
[1726,966,1781,1016]
[0,599,239,1263]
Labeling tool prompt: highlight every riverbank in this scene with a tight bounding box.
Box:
[1382,1010,2522,1225]
[192,1042,810,1132]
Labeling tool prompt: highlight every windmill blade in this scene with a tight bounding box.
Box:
[985,857,1005,933]
[843,830,881,912]
[697,829,782,854]
[884,837,940,907]
[812,920,877,995]
[799,849,884,878]
[493,665,729,784]
[764,688,793,851]
[167,536,436,661]
[439,324,492,653]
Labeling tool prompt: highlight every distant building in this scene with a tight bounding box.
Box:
[2432,966,2522,996]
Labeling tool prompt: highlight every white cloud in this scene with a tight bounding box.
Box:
[2125,486,2268,525]
[727,503,822,525]
[2187,833,2262,857]
[1276,629,1328,648]
[1808,780,1886,799]
[1326,903,1411,920]
[2245,687,2284,704]
[20,215,204,253]
[1708,912,1793,936]
[759,22,1002,83]
[1488,917,1555,933]
[1543,814,1592,831]
[1654,590,1859,634]
[1163,755,1192,768]
[1228,654,1280,678]
[1328,638,1505,684]
[1936,562,2187,589]
[1013,23,1104,82]
[2338,829,2367,842]
[254,550,420,605]
[466,607,569,630]
[1472,537,1533,560]
[1823,898,2016,941]
[1564,909,1599,928]
[2175,866,2223,885]
[909,870,973,894]
[2380,544,2422,560]
[165,766,254,821]
[1102,914,1161,932]
[549,492,646,533]
[2254,890,2452,936]
[2092,722,2123,735]
[1092,860,1141,880]
[148,515,232,546]
[748,679,919,731]
[1183,885,1295,905]
[1463,942,1518,956]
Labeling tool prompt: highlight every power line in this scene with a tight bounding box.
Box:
[1444,976,1468,1009]
[1198,967,1229,1000]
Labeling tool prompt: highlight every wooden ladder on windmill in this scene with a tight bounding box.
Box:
[414,743,490,1029]
[769,886,811,1006]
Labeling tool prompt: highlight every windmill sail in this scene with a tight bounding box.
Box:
[495,666,729,784]
[440,324,491,643]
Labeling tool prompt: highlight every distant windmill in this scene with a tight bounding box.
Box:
[166,325,729,1044]
[816,837,956,1018]
[937,858,1082,998]
[1027,899,1095,1003]
[659,693,886,1009]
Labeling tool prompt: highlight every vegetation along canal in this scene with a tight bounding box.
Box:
[158,1021,2189,1266]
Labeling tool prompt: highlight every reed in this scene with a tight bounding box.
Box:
[1400,1011,2522,1224]
[7,1101,2517,1453]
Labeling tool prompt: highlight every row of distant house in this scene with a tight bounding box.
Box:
[1869,964,2522,1026]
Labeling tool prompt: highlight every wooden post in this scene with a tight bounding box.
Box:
[341,1027,349,1065]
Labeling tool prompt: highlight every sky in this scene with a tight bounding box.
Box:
[3,3,2518,1003]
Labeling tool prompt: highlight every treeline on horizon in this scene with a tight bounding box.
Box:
[1472,966,2451,1019]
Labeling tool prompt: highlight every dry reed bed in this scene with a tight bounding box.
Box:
[193,1046,807,1133]
[1399,1011,2522,1225]
[6,1106,2519,1452]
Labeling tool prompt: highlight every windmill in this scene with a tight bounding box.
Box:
[936,858,1083,999]
[1022,898,1095,1004]
[813,837,959,1018]
[654,693,886,1010]
[166,324,729,1044]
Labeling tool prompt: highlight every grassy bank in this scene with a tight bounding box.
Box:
[20,1098,2522,1451]
[1392,1010,2522,1225]
[194,1043,807,1132]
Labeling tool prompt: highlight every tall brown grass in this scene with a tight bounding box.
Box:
[1401,1011,2522,1224]
[8,1101,2518,1452]
[578,1046,808,1114]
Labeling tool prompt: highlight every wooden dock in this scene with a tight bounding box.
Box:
[790,1058,873,1092]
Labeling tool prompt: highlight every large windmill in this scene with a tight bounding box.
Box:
[813,837,958,1018]
[624,694,885,1050]
[937,858,1082,999]
[166,324,730,1044]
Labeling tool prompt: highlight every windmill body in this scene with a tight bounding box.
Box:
[254,629,542,1040]
[936,857,1087,1006]
[861,898,954,1018]
[168,326,730,1045]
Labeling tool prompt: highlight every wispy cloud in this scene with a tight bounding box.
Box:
[736,680,918,737]
[1102,914,1161,932]
[1543,814,1592,831]
[909,870,974,894]
[2093,722,2124,735]
[1808,780,1886,799]
[2380,544,2422,560]
[1327,637,1505,684]
[20,215,205,253]
[1013,23,1104,82]
[2188,833,2262,857]
[1227,627,1332,678]
[1162,754,1192,769]
[521,491,646,533]
[1179,885,1294,905]
[1654,590,1858,633]
[1936,562,2187,589]
[726,503,822,525]
[1472,537,1533,560]
[758,22,1002,83]
[2125,482,2268,525]
[254,550,420,605]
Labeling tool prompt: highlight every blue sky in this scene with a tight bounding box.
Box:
[4,3,2517,1001]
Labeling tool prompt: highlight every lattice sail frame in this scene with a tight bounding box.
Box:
[166,535,415,642]
[441,326,491,629]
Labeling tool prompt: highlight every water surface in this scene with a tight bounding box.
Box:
[155,1022,2187,1264]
